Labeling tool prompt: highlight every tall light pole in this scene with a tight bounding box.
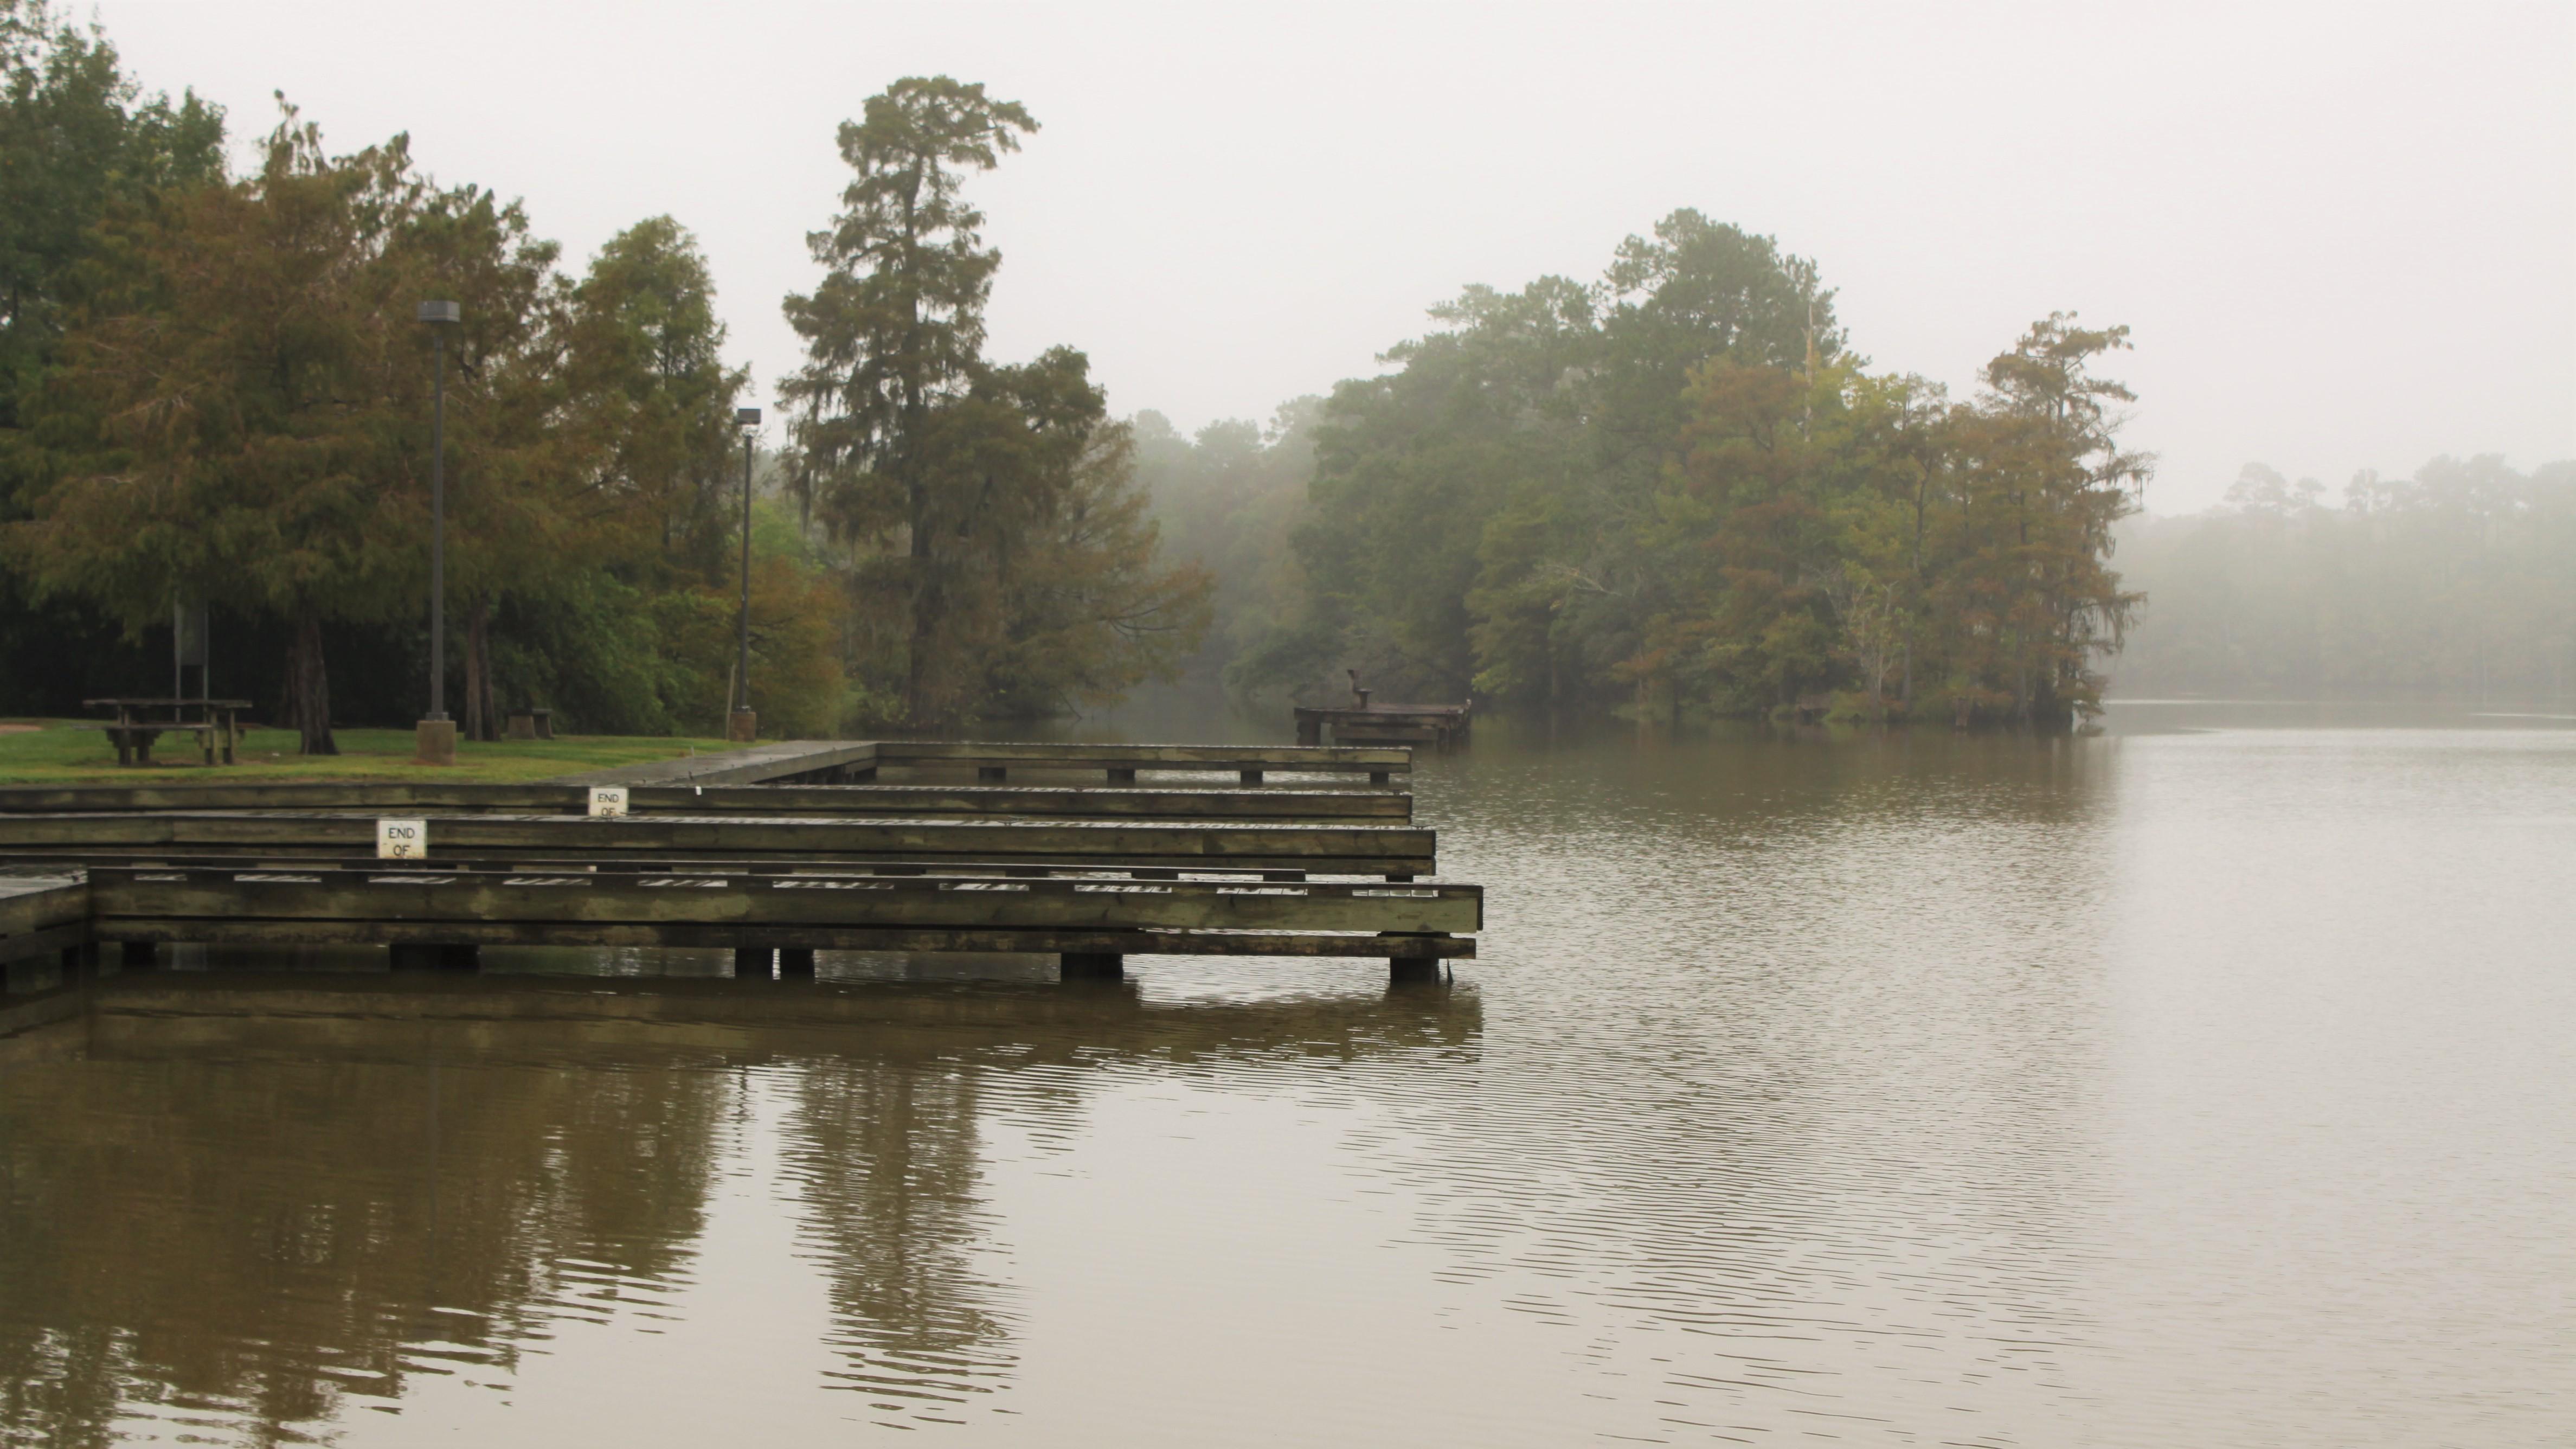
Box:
[731,406,761,742]
[417,300,460,762]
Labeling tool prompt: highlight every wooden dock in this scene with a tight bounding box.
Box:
[1293,679,1471,748]
[0,780,1413,822]
[0,813,1439,875]
[1294,702,1472,747]
[0,873,86,969]
[0,739,1477,983]
[560,739,1412,786]
[85,861,1476,957]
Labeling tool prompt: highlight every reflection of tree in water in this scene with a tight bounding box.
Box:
[0,975,1481,1442]
[0,1035,728,1447]
[767,986,1482,1428]
[776,1055,1022,1426]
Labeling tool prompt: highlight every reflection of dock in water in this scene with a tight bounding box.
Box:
[0,970,1479,1439]
[17,966,1480,1070]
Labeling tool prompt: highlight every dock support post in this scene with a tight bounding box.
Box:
[391,943,478,971]
[1059,952,1123,980]
[1239,768,1264,784]
[977,766,1007,783]
[733,947,775,978]
[1370,770,1391,785]
[1390,956,1442,985]
[121,940,159,970]
[1107,767,1136,784]
[778,947,816,977]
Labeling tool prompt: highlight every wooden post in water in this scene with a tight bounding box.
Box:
[121,940,157,970]
[1059,952,1122,980]
[391,942,478,971]
[1390,956,1441,985]
[733,947,774,978]
[778,947,816,976]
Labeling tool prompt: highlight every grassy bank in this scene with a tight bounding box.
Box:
[0,722,734,785]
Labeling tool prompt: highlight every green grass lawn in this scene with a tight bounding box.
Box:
[0,721,734,784]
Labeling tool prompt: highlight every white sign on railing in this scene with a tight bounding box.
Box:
[588,786,629,818]
[377,818,427,860]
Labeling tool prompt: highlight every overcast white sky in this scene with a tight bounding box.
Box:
[99,0,2576,513]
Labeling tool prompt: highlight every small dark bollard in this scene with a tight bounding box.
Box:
[1059,952,1123,980]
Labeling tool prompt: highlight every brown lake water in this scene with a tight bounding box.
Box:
[1,700,2569,1446]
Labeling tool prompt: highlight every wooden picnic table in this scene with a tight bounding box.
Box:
[83,698,253,767]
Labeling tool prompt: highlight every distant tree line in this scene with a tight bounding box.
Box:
[0,3,1203,749]
[2113,456,2576,702]
[1146,213,2151,728]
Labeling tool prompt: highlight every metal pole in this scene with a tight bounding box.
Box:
[429,329,448,721]
[737,427,753,712]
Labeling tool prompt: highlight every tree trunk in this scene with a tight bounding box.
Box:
[904,479,941,727]
[464,597,496,742]
[282,611,337,756]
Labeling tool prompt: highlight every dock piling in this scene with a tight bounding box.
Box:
[1059,952,1123,980]
[778,947,816,976]
[733,947,775,978]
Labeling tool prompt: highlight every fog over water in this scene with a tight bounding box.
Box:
[93,0,2576,511]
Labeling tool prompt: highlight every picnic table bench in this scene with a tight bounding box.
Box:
[83,698,252,767]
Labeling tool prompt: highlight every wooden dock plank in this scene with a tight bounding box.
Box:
[555,740,882,787]
[870,741,1409,774]
[0,781,1411,822]
[91,919,1474,958]
[0,874,85,939]
[0,813,1439,874]
[87,867,1480,935]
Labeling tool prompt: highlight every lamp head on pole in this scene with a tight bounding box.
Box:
[416,300,460,326]
[735,407,761,428]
